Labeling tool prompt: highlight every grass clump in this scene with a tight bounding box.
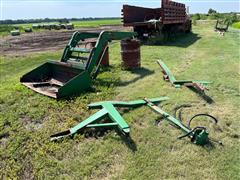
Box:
[232,21,240,29]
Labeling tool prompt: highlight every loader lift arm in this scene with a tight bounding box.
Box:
[61,31,137,73]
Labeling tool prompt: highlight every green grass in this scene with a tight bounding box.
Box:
[18,19,121,28]
[0,19,122,36]
[232,21,240,29]
[0,22,240,179]
[73,19,122,28]
[0,25,15,36]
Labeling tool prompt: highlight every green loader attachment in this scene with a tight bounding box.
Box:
[50,97,169,141]
[20,31,136,99]
[157,60,211,92]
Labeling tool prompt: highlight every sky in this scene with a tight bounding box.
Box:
[0,0,239,20]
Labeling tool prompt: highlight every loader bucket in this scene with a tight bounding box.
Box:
[20,61,92,99]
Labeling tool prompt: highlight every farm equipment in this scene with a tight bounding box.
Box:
[32,24,39,29]
[24,28,32,33]
[144,98,222,145]
[157,60,211,92]
[122,0,191,38]
[215,20,229,35]
[10,30,20,36]
[20,31,136,99]
[50,97,169,141]
[65,23,74,30]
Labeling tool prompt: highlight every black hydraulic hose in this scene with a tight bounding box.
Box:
[172,104,192,129]
[178,126,206,140]
[172,105,222,145]
[187,114,223,145]
[173,104,218,129]
[187,113,218,129]
[173,104,192,121]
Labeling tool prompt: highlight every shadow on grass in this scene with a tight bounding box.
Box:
[51,126,137,152]
[116,129,137,152]
[202,139,224,152]
[187,87,215,104]
[118,67,155,87]
[45,67,154,101]
[144,32,201,48]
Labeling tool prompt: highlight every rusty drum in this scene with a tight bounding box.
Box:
[88,41,109,67]
[100,46,109,67]
[121,39,141,70]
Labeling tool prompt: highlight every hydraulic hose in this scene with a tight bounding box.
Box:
[177,126,206,140]
[187,113,218,129]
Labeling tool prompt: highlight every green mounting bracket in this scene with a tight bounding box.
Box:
[157,60,211,92]
[143,98,209,145]
[50,97,169,141]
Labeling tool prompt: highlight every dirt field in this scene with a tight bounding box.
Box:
[0,25,128,55]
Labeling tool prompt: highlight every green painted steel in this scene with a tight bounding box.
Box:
[157,59,177,84]
[157,60,211,91]
[20,31,136,99]
[144,98,209,145]
[50,97,168,141]
[88,97,169,108]
[70,108,108,134]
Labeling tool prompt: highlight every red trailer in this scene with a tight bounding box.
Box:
[122,0,191,38]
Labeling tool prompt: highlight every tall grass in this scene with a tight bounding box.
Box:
[232,21,240,29]
[0,25,14,36]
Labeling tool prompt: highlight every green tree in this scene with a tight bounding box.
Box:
[208,8,217,14]
[192,13,201,20]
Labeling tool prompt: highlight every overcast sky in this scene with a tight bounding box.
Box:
[1,0,239,20]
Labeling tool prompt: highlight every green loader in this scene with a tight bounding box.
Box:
[20,31,136,99]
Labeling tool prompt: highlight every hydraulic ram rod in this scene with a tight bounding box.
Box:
[143,98,209,145]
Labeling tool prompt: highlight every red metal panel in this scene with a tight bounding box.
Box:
[121,0,188,27]
[122,5,162,26]
[162,0,187,24]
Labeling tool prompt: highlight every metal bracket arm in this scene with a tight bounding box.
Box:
[50,97,168,141]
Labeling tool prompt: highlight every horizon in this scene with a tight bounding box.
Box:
[1,0,240,21]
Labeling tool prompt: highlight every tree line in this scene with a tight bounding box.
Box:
[191,9,240,24]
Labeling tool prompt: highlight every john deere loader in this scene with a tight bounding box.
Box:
[20,31,136,99]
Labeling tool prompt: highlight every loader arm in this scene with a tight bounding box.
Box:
[86,31,137,74]
[61,31,100,62]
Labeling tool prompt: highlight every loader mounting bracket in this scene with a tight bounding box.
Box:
[157,60,211,93]
[50,97,169,141]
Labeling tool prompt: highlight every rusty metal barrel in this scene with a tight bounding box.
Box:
[100,46,109,67]
[89,41,109,67]
[120,39,141,69]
